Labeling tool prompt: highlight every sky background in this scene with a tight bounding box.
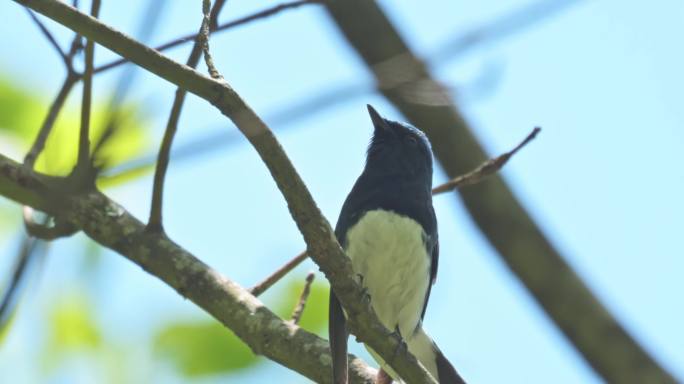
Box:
[1,0,683,383]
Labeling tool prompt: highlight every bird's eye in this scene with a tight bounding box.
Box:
[407,136,418,145]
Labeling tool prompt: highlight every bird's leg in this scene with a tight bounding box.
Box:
[388,326,408,366]
[355,273,372,305]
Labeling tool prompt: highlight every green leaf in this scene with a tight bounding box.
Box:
[154,319,259,377]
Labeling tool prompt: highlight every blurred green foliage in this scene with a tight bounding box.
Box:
[0,75,150,185]
[152,275,328,378]
[0,73,332,381]
[42,293,102,373]
[0,77,44,141]
[273,277,329,335]
[154,319,259,377]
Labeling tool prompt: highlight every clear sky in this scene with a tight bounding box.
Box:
[0,0,683,383]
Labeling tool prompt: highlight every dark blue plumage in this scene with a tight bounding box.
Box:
[329,105,464,383]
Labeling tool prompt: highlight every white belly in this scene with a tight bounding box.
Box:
[345,209,431,338]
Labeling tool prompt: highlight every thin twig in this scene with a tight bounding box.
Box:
[432,127,541,194]
[290,272,315,325]
[200,0,224,80]
[147,0,229,232]
[0,236,40,330]
[91,0,169,170]
[23,73,79,167]
[250,250,308,297]
[94,0,319,75]
[249,128,540,297]
[25,9,69,66]
[75,0,100,177]
[431,0,582,64]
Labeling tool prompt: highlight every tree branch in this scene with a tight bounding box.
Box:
[431,127,540,194]
[200,0,224,80]
[93,0,320,75]
[250,127,540,297]
[9,1,435,382]
[0,152,376,384]
[147,0,228,232]
[0,235,40,330]
[74,0,100,179]
[25,9,69,66]
[290,272,315,325]
[250,250,308,297]
[323,1,676,382]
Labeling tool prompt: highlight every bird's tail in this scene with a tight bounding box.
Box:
[367,327,466,383]
[408,327,466,384]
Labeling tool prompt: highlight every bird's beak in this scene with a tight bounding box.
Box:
[367,104,391,134]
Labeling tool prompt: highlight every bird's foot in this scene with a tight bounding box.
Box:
[355,274,372,304]
[388,327,407,365]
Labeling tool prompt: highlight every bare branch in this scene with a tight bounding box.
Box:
[200,0,224,80]
[25,9,70,66]
[249,128,539,297]
[431,0,583,63]
[432,127,540,194]
[0,153,376,384]
[0,235,41,331]
[74,0,100,178]
[290,272,315,325]
[93,0,320,75]
[324,0,676,382]
[9,2,436,381]
[147,0,229,232]
[250,250,308,297]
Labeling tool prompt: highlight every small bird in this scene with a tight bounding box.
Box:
[329,105,465,383]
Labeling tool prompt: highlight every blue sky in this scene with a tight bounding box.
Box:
[1,0,683,383]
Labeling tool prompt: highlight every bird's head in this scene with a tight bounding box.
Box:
[365,105,433,182]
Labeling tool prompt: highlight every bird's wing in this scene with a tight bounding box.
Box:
[329,290,349,384]
[421,238,439,320]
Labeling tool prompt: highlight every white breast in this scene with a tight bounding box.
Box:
[345,209,439,381]
[345,209,431,338]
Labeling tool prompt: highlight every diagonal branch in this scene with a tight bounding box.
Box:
[93,0,320,75]
[431,127,540,194]
[10,1,436,382]
[25,9,70,66]
[249,127,540,297]
[323,1,676,383]
[0,153,375,384]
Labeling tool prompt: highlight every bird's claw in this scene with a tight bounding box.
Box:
[389,327,407,364]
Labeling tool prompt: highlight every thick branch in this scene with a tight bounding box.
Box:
[323,1,676,383]
[0,153,374,384]
[250,127,539,297]
[10,1,434,382]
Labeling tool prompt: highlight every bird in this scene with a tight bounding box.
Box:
[329,105,465,384]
